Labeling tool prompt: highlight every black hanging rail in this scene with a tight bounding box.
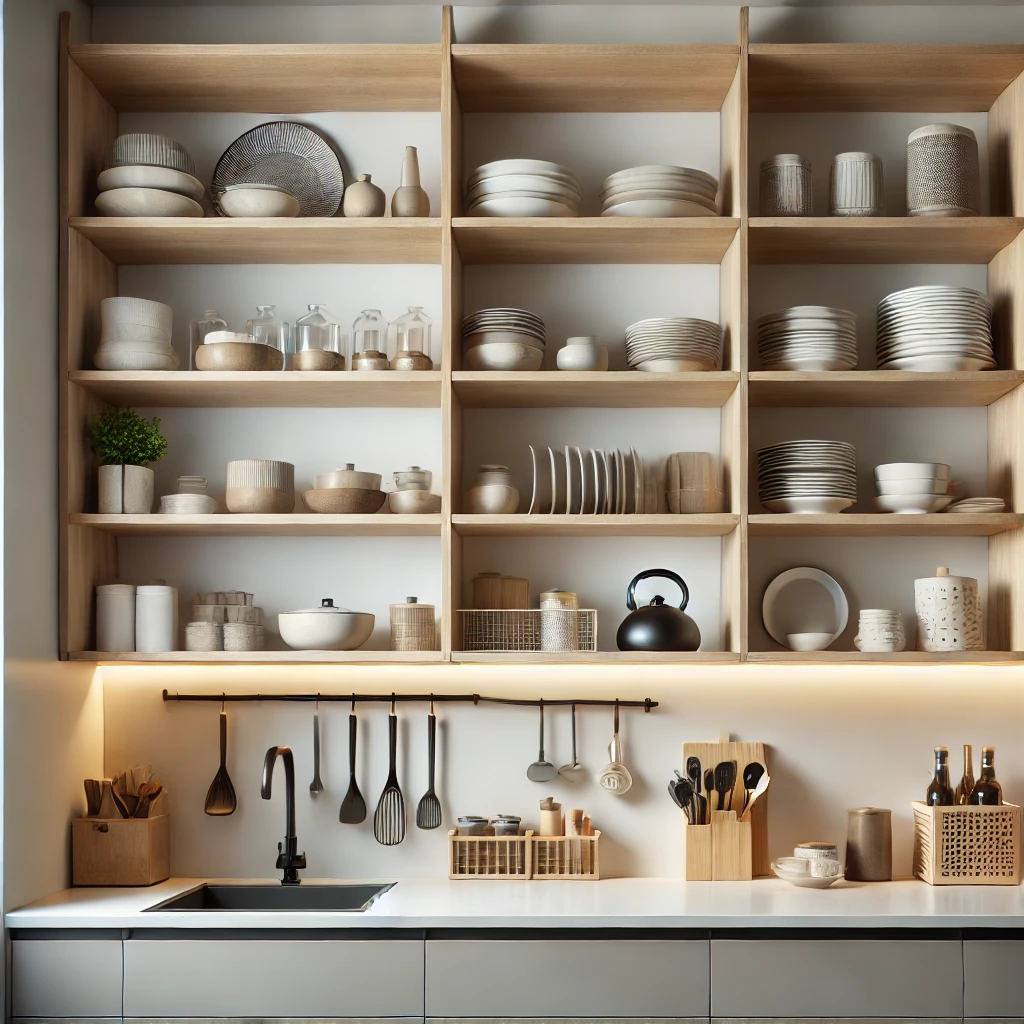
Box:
[162,689,658,711]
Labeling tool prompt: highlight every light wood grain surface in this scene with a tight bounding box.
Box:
[749,514,1024,537]
[452,514,740,537]
[69,514,444,537]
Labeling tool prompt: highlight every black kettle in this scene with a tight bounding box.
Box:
[616,569,701,652]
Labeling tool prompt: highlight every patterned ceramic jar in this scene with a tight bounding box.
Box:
[759,154,812,216]
[830,152,884,216]
[914,566,984,652]
[907,123,980,217]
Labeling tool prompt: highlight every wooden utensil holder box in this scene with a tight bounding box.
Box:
[912,801,1022,885]
[73,815,170,886]
[683,812,753,881]
[448,830,602,880]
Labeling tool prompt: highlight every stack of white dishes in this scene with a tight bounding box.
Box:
[94,296,178,371]
[462,308,545,371]
[96,133,205,218]
[625,317,723,372]
[758,440,857,514]
[854,609,906,653]
[946,496,1006,514]
[756,306,858,371]
[599,165,719,218]
[876,286,994,371]
[465,160,581,218]
[874,462,952,514]
[159,475,217,515]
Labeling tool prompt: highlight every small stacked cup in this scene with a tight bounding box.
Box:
[855,610,906,652]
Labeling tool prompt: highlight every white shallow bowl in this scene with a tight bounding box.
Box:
[875,462,949,480]
[470,197,578,218]
[602,198,717,218]
[219,185,300,218]
[464,343,544,371]
[464,331,545,352]
[762,496,854,514]
[468,159,580,186]
[95,187,204,218]
[467,173,582,199]
[875,494,953,514]
[773,862,843,889]
[876,478,948,495]
[98,164,205,201]
[278,607,374,651]
[635,357,717,372]
[786,631,835,652]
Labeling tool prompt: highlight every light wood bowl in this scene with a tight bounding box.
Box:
[196,342,284,372]
[302,488,387,514]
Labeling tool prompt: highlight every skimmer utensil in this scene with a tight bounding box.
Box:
[527,701,558,783]
[415,701,442,830]
[310,698,324,796]
[204,700,237,816]
[373,702,406,845]
[558,703,585,782]
[338,702,366,824]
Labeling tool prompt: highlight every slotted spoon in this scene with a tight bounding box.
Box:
[415,703,442,830]
[204,703,237,816]
[373,704,406,845]
[338,706,366,824]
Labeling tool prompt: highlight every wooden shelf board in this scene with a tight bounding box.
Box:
[453,218,739,264]
[69,371,442,408]
[69,43,442,112]
[748,371,1024,408]
[748,44,1024,112]
[72,650,444,664]
[453,514,739,537]
[749,513,1024,537]
[747,650,1024,664]
[452,650,741,664]
[453,371,739,408]
[70,513,442,537]
[749,217,1023,265]
[451,44,739,112]
[70,218,443,265]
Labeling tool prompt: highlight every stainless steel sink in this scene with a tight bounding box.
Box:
[146,882,395,913]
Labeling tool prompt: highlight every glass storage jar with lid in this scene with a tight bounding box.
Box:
[294,304,345,371]
[189,310,227,370]
[352,308,390,370]
[389,306,434,370]
[246,304,292,367]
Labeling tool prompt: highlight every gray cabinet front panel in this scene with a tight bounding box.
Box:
[711,939,963,1019]
[426,939,709,1018]
[11,939,123,1018]
[965,941,1024,1017]
[122,939,424,1018]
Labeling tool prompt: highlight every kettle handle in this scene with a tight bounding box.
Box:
[625,569,689,612]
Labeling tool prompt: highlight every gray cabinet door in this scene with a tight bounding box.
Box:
[426,939,709,1018]
[12,939,123,1018]
[711,939,963,1019]
[123,938,424,1018]
[965,940,1024,1018]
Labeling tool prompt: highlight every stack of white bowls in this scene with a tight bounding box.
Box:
[465,160,581,218]
[855,610,906,653]
[462,308,545,371]
[874,462,952,514]
[758,440,857,514]
[96,133,205,218]
[876,286,994,371]
[160,475,217,514]
[756,306,858,371]
[599,165,719,217]
[625,317,723,372]
[94,297,178,370]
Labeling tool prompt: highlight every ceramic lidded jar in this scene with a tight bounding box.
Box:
[556,336,609,372]
[914,565,984,652]
[464,464,519,514]
[342,174,386,218]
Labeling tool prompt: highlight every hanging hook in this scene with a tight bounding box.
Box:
[430,695,435,715]
[315,693,319,713]
[614,699,620,732]
[391,694,396,715]
[220,693,225,714]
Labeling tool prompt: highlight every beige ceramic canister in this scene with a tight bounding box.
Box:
[914,566,984,652]
[845,807,892,881]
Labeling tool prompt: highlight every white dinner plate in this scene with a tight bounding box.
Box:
[762,567,849,647]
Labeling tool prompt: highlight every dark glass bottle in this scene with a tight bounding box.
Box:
[968,746,1002,805]
[925,746,954,806]
[955,744,975,805]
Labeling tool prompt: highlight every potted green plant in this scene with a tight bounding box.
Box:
[88,407,168,514]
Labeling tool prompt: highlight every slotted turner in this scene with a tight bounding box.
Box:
[415,703,442,830]
[204,702,237,816]
[373,704,406,845]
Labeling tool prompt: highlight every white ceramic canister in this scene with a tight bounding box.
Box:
[759,154,812,216]
[136,585,178,653]
[830,152,884,216]
[96,583,136,652]
[906,123,981,217]
[914,566,984,652]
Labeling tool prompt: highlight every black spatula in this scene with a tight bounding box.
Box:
[339,709,367,824]
[204,705,237,816]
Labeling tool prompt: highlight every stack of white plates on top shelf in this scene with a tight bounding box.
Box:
[758,440,857,514]
[93,296,178,371]
[756,306,858,371]
[462,308,546,371]
[625,317,723,372]
[465,160,581,218]
[600,165,719,218]
[946,496,1006,514]
[95,133,205,218]
[874,462,951,514]
[876,285,994,371]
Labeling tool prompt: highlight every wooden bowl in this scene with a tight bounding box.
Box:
[196,342,284,372]
[302,488,387,514]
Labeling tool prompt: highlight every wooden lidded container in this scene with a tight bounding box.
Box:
[72,815,170,886]
[472,572,529,609]
[389,596,437,651]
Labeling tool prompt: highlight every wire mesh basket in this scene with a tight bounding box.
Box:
[459,608,597,653]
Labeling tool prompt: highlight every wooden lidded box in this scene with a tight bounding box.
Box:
[912,801,1021,885]
[72,815,170,886]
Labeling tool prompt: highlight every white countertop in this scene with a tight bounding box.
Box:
[7,876,1024,930]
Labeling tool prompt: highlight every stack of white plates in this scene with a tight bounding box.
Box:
[757,306,858,371]
[462,308,545,371]
[600,165,719,218]
[876,286,994,371]
[465,160,581,218]
[947,496,1006,514]
[96,133,204,218]
[874,462,951,514]
[625,317,723,372]
[160,493,218,514]
[758,440,857,514]
[94,296,178,371]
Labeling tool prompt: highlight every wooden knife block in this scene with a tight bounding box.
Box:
[72,814,170,886]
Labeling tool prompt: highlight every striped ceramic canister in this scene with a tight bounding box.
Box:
[830,152,884,216]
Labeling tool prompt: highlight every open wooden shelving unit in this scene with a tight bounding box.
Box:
[59,11,1024,666]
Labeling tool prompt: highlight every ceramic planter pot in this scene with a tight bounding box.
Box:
[98,464,154,514]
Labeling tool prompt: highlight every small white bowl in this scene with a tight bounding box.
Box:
[875,493,953,514]
[464,343,544,372]
[785,631,835,652]
[219,184,300,218]
[875,462,950,481]
[876,477,948,495]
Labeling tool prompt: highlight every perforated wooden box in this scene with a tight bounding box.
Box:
[912,801,1022,885]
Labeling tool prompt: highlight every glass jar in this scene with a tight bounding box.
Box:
[390,306,434,370]
[294,304,345,371]
[189,310,227,370]
[246,304,291,367]
[352,308,390,371]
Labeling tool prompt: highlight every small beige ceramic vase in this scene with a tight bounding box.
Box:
[391,146,430,217]
[343,174,386,218]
